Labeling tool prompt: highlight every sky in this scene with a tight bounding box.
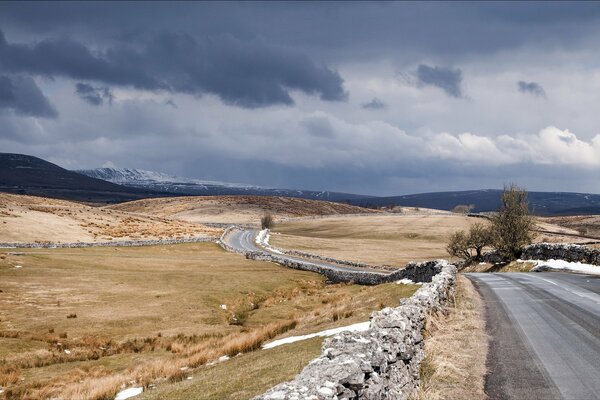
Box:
[2,2,600,196]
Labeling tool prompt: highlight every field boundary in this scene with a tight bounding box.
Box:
[0,236,218,249]
[254,261,457,400]
[219,227,445,285]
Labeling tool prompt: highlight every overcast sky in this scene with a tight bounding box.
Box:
[2,2,600,196]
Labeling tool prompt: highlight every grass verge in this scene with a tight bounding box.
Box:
[415,275,488,400]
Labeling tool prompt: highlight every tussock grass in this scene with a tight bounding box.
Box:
[415,275,488,400]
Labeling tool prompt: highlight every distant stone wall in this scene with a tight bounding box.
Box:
[0,236,217,249]
[254,262,457,400]
[521,243,600,265]
[258,230,397,271]
[246,252,444,286]
[221,227,444,285]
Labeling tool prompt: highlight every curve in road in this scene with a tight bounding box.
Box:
[223,228,390,276]
[468,272,600,400]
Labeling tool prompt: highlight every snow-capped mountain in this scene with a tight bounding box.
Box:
[76,167,371,201]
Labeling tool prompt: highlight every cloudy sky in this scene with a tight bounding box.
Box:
[2,2,600,196]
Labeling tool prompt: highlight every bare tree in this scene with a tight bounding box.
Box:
[490,185,536,259]
[261,213,274,229]
[446,222,493,260]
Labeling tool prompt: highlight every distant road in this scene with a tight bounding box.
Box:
[222,228,389,275]
[468,272,600,400]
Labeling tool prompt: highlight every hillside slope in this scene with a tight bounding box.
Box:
[0,193,218,243]
[0,153,161,203]
[77,167,372,202]
[350,189,600,216]
[110,195,379,225]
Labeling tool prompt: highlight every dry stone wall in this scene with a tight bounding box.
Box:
[0,236,216,249]
[520,242,600,265]
[482,242,600,265]
[220,227,444,285]
[254,262,457,400]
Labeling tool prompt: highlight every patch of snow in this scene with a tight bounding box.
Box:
[114,387,143,400]
[14,265,22,269]
[64,349,71,354]
[218,355,230,362]
[395,278,422,285]
[530,259,600,275]
[255,229,283,254]
[220,304,227,310]
[262,321,370,350]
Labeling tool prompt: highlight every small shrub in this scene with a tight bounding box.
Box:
[48,328,54,334]
[66,313,77,319]
[59,332,68,339]
[261,213,274,229]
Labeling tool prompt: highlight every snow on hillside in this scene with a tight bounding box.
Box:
[75,168,370,201]
[77,167,262,189]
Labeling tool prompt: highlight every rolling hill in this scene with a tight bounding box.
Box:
[76,167,371,202]
[0,153,161,203]
[349,189,600,216]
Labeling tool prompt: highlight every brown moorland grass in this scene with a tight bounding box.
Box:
[139,336,324,400]
[0,242,417,399]
[0,193,218,243]
[108,195,378,225]
[415,275,488,400]
[270,214,477,266]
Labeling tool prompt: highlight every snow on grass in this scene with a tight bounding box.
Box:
[396,278,422,285]
[262,321,370,350]
[529,259,600,275]
[114,387,143,400]
[14,265,22,269]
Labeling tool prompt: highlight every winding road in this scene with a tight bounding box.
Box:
[468,272,600,400]
[222,228,389,275]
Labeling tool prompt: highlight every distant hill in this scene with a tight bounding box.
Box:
[0,153,161,203]
[76,167,371,202]
[348,189,600,216]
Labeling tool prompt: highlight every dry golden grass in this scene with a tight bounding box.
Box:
[0,193,219,243]
[537,215,600,241]
[140,336,324,400]
[416,275,488,400]
[109,195,377,225]
[0,242,417,399]
[271,214,477,266]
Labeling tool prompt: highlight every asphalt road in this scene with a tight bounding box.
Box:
[223,228,389,275]
[468,272,600,400]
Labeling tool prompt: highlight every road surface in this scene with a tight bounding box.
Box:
[223,228,389,275]
[468,272,600,400]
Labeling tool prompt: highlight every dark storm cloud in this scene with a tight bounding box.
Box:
[75,82,114,106]
[416,65,464,98]
[0,29,347,108]
[518,81,546,98]
[5,3,600,63]
[362,98,386,110]
[0,75,57,117]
